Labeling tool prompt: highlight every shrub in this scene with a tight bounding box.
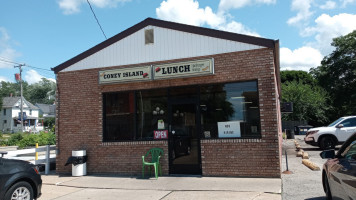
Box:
[18,134,38,149]
[5,131,56,149]
[44,117,55,129]
[0,133,5,146]
[37,131,56,146]
[6,133,24,146]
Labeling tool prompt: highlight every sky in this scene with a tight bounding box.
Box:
[0,0,356,84]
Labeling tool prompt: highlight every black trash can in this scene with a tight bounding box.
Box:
[286,129,295,139]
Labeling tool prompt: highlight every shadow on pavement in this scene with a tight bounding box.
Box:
[305,197,326,200]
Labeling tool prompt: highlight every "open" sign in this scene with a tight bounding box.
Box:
[154,130,168,139]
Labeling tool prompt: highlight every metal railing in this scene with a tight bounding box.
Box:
[3,144,56,175]
[35,145,56,175]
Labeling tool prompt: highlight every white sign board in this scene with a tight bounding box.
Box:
[218,121,241,138]
[153,58,214,80]
[99,66,151,84]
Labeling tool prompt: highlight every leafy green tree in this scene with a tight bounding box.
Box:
[44,117,55,129]
[282,81,331,126]
[0,81,30,100]
[27,78,56,104]
[280,70,316,85]
[310,30,356,117]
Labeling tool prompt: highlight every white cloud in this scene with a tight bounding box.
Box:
[0,76,10,82]
[217,21,260,37]
[287,0,314,26]
[58,0,82,14]
[58,0,131,15]
[341,0,356,7]
[280,46,323,71]
[0,27,20,69]
[48,78,56,83]
[24,70,44,84]
[218,0,276,12]
[156,0,260,37]
[303,13,356,55]
[156,0,225,27]
[23,70,56,84]
[319,1,336,9]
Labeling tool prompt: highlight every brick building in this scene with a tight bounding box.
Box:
[53,18,282,177]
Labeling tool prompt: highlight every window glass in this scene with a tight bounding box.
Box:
[341,118,356,127]
[103,81,261,141]
[200,81,260,138]
[169,86,198,99]
[328,117,344,127]
[103,92,135,141]
[3,109,6,116]
[341,140,356,160]
[136,89,168,140]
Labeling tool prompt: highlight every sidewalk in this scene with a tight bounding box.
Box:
[40,174,281,200]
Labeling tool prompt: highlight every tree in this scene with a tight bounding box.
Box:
[0,81,31,101]
[27,78,56,104]
[0,78,56,107]
[310,30,356,117]
[282,81,331,126]
[280,70,316,85]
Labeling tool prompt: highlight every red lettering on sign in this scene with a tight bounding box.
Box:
[154,130,168,139]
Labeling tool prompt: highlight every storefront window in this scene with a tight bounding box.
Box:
[103,80,260,141]
[103,92,135,141]
[200,81,260,138]
[136,89,168,140]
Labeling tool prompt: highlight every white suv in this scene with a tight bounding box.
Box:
[304,116,356,149]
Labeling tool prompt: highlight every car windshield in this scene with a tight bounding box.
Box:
[328,117,345,127]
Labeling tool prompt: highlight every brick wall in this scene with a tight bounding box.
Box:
[56,48,282,177]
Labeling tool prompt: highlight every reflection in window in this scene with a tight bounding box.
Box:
[103,92,135,141]
[200,81,260,138]
[136,89,168,140]
[342,140,356,160]
[340,118,356,128]
[102,81,261,141]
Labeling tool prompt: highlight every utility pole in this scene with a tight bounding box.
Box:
[14,64,25,133]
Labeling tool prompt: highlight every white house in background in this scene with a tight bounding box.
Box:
[35,103,56,118]
[0,97,40,133]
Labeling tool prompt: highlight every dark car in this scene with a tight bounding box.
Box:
[320,132,356,200]
[0,152,42,200]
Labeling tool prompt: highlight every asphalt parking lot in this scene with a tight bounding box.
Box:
[282,135,341,200]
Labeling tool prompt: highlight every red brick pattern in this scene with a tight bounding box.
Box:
[55,48,282,177]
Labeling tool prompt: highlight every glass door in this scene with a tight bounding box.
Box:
[169,101,201,175]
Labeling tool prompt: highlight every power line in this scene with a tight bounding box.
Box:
[26,65,52,72]
[23,67,54,77]
[86,0,107,40]
[0,57,24,65]
[0,56,52,72]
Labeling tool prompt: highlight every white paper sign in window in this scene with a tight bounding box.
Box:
[218,121,241,138]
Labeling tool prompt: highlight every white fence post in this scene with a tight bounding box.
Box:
[45,145,50,175]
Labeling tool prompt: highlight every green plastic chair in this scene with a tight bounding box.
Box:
[142,148,163,179]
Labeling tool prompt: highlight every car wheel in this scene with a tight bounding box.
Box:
[4,181,34,200]
[323,173,332,200]
[320,136,335,150]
